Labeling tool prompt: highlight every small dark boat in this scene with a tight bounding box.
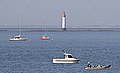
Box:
[85,63,112,70]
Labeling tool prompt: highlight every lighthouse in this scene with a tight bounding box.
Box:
[61,11,66,31]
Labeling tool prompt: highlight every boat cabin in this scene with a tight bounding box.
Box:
[64,53,73,58]
[12,35,21,39]
[14,36,20,39]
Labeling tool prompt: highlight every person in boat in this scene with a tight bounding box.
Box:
[87,63,92,67]
[95,65,102,67]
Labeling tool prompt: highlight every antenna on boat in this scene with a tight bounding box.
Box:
[62,50,65,53]
[62,50,66,54]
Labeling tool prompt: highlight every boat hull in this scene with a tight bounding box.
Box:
[40,38,49,40]
[53,59,79,64]
[85,65,112,70]
[9,38,27,41]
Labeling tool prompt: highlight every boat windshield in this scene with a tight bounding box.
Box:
[68,55,73,58]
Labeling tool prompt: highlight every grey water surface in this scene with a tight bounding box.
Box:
[0,31,120,73]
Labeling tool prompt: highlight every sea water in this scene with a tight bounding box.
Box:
[0,30,120,73]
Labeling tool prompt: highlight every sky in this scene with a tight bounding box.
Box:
[0,0,120,28]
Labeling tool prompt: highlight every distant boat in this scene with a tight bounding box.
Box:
[9,35,27,41]
[53,51,79,64]
[40,35,49,40]
[85,62,112,70]
[9,17,27,41]
[40,27,49,40]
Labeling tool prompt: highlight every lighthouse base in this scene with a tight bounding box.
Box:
[62,28,66,31]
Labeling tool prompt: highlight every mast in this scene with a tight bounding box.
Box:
[19,16,22,37]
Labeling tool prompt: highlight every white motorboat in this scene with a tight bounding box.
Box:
[85,62,112,70]
[9,35,27,41]
[53,52,79,64]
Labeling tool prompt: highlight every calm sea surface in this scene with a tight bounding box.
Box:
[0,31,120,73]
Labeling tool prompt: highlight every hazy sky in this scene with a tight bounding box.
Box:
[0,0,120,28]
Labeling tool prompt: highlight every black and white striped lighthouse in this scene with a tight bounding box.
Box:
[61,11,66,31]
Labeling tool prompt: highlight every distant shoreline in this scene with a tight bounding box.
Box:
[1,28,120,32]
